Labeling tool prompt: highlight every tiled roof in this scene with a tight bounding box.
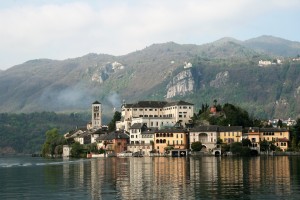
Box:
[165,100,194,106]
[259,128,288,132]
[92,101,101,104]
[219,126,243,132]
[123,100,193,108]
[130,123,144,129]
[244,127,260,133]
[190,125,219,132]
[155,128,188,133]
[141,127,158,134]
[96,131,130,141]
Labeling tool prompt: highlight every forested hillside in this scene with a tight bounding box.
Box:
[1,35,300,120]
[0,112,88,154]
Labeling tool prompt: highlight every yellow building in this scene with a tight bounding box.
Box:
[154,129,188,154]
[219,126,243,144]
[259,128,289,151]
[246,127,260,148]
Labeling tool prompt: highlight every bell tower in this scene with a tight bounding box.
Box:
[92,101,102,129]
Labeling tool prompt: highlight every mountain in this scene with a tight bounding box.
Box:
[1,35,300,119]
[244,35,300,57]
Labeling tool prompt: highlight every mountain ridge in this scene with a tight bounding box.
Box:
[1,35,300,119]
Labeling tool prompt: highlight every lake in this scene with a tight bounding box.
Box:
[1,155,300,199]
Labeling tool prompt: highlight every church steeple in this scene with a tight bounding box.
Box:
[92,101,102,129]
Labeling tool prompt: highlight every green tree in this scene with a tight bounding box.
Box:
[259,139,269,152]
[191,141,203,151]
[71,142,82,158]
[231,142,251,156]
[277,119,283,128]
[242,138,252,147]
[108,111,121,131]
[41,128,65,157]
[291,118,300,150]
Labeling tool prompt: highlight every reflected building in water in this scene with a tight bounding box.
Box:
[60,156,293,199]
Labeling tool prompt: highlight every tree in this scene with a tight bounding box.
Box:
[242,138,252,147]
[108,111,121,131]
[259,139,269,152]
[213,99,217,106]
[277,119,283,128]
[291,118,300,150]
[41,128,65,157]
[71,142,82,158]
[231,142,251,156]
[191,141,203,151]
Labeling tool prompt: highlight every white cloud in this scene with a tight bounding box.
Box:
[0,0,299,70]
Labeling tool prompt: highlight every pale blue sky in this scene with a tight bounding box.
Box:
[0,0,300,70]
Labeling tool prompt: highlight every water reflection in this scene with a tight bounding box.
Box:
[57,156,300,199]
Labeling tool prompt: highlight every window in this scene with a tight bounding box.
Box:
[134,109,137,111]
[139,109,143,111]
[149,109,153,111]
[131,135,134,138]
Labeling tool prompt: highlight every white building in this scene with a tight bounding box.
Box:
[127,123,156,155]
[189,125,219,151]
[116,100,194,132]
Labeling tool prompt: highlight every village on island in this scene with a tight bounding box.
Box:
[61,100,292,158]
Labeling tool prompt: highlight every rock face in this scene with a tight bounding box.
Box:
[90,61,124,84]
[210,71,229,88]
[166,69,194,98]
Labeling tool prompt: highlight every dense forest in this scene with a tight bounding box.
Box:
[0,112,89,154]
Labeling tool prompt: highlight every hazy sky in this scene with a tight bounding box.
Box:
[0,0,300,70]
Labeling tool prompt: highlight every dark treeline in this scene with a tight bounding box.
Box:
[0,112,88,154]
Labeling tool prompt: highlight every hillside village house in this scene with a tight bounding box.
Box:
[96,131,130,155]
[116,101,194,132]
[154,129,189,154]
[219,126,243,144]
[244,127,290,151]
[260,127,289,151]
[127,123,156,155]
[244,127,260,148]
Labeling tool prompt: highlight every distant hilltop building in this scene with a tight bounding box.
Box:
[183,62,192,69]
[116,100,194,132]
[258,59,282,67]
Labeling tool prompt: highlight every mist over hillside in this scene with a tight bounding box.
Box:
[1,35,300,119]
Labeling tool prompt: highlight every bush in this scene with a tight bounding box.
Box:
[191,141,203,151]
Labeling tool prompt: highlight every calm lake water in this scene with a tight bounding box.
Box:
[1,155,300,200]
